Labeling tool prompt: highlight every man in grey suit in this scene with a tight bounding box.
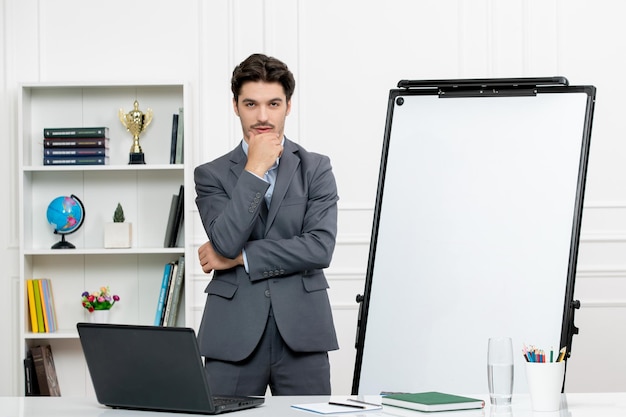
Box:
[194,53,339,396]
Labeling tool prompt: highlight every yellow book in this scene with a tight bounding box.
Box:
[32,279,45,332]
[26,280,39,333]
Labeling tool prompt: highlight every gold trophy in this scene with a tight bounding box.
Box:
[119,100,153,164]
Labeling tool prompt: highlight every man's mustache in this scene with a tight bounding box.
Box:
[251,123,275,129]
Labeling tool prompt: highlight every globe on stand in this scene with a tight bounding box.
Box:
[46,195,85,249]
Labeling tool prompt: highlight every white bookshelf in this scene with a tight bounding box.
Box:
[17,82,192,396]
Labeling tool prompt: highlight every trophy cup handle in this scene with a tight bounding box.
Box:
[118,108,129,129]
[144,109,154,130]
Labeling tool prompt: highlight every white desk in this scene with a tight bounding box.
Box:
[1,393,625,416]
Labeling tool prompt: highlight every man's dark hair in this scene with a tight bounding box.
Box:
[231,53,296,102]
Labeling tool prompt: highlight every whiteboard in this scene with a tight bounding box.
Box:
[353,79,595,395]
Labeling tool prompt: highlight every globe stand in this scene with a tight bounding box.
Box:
[51,234,76,249]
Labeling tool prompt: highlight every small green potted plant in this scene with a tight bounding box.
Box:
[104,202,132,248]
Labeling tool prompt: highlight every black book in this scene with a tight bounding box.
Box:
[175,107,184,164]
[44,156,109,165]
[163,185,184,247]
[170,113,179,164]
[43,137,110,148]
[171,185,185,247]
[44,148,107,157]
[163,194,178,247]
[24,352,40,396]
[44,127,109,138]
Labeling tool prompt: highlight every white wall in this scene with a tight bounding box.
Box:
[2,0,626,396]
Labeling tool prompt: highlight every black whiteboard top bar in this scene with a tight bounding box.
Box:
[397,76,569,89]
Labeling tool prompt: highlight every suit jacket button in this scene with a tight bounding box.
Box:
[264,289,271,298]
[263,271,268,278]
[256,192,262,198]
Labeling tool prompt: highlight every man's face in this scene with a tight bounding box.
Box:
[233,81,291,143]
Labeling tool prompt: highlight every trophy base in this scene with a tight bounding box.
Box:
[129,152,146,165]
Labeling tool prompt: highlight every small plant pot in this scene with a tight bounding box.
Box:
[104,222,132,248]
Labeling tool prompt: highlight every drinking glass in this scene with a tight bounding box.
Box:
[487,337,514,405]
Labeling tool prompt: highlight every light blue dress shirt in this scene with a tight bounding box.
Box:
[239,137,284,271]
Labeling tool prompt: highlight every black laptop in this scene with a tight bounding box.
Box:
[77,323,264,414]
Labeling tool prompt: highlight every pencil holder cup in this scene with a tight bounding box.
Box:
[525,361,565,411]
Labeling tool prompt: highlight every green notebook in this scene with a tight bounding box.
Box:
[381,392,485,412]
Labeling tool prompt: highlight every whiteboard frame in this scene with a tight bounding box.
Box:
[352,77,596,395]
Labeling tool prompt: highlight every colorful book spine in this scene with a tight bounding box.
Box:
[44,156,109,165]
[162,262,178,326]
[43,137,110,148]
[37,280,50,333]
[44,148,107,156]
[31,280,45,333]
[26,280,39,333]
[165,255,185,327]
[43,126,109,138]
[41,279,57,333]
[154,262,173,326]
[46,279,59,332]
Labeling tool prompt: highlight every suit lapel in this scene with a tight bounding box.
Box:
[266,140,299,232]
[229,144,247,179]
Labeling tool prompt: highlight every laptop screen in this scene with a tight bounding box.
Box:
[77,323,215,413]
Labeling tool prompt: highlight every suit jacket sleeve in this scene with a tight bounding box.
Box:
[245,154,338,281]
[194,147,339,281]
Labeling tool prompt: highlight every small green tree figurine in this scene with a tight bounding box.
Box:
[113,203,125,223]
[105,202,131,248]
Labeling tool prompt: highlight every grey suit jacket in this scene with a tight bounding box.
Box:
[194,138,339,362]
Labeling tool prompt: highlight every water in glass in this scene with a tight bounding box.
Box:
[488,363,514,405]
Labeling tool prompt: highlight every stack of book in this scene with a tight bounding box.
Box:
[43,127,110,165]
[154,255,185,327]
[26,278,58,333]
[24,344,61,396]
